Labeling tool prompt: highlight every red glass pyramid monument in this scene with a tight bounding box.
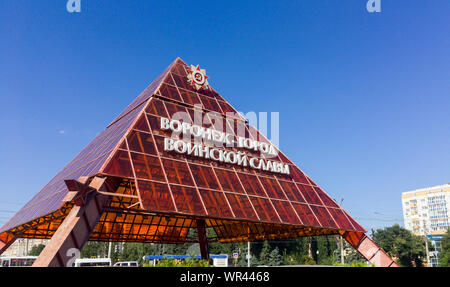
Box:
[0,58,397,267]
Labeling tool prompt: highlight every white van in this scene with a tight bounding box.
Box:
[113,261,139,267]
[74,258,111,267]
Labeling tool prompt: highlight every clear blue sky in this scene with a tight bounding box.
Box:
[0,1,449,232]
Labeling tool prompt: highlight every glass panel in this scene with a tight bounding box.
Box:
[161,159,195,186]
[137,180,175,212]
[258,177,287,200]
[206,113,226,134]
[153,135,186,161]
[118,140,127,149]
[213,168,245,194]
[199,95,222,113]
[171,72,194,92]
[198,189,233,218]
[289,166,310,184]
[235,121,250,139]
[103,150,134,178]
[248,196,280,223]
[237,173,266,197]
[205,88,226,102]
[224,193,258,220]
[306,176,318,186]
[179,89,202,106]
[146,114,171,137]
[130,152,166,182]
[253,126,271,145]
[277,151,292,164]
[197,86,220,100]
[292,203,321,227]
[164,102,191,123]
[171,63,187,76]
[225,118,236,136]
[170,184,206,215]
[186,106,203,126]
[309,205,338,229]
[200,112,217,131]
[313,186,339,208]
[342,210,365,232]
[159,83,183,102]
[278,180,305,203]
[146,98,168,118]
[133,114,150,132]
[327,208,354,230]
[188,163,220,190]
[272,170,293,182]
[217,101,236,115]
[296,183,322,205]
[271,200,301,224]
[127,130,157,155]
[198,94,214,111]
[163,72,176,86]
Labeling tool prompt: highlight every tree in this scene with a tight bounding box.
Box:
[28,244,46,256]
[438,229,450,267]
[119,243,156,264]
[80,242,109,259]
[372,224,425,267]
[258,241,271,266]
[148,258,210,267]
[235,244,258,267]
[315,236,340,265]
[282,237,310,265]
[268,247,283,266]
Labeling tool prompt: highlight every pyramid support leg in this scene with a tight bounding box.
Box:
[342,231,399,267]
[32,177,115,267]
[197,219,209,260]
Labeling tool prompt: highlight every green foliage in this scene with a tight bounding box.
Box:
[73,225,445,268]
[315,236,339,265]
[258,241,271,266]
[333,261,372,267]
[350,261,372,267]
[185,258,210,267]
[235,244,258,267]
[77,236,367,267]
[80,242,109,259]
[438,229,450,267]
[151,258,178,267]
[372,224,426,267]
[28,244,46,256]
[268,247,283,266]
[301,255,316,265]
[145,258,210,267]
[119,243,141,262]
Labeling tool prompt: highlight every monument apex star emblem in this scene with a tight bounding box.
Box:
[187,64,209,90]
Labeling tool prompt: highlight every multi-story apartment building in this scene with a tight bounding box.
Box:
[402,183,450,266]
[402,183,450,236]
[1,238,48,257]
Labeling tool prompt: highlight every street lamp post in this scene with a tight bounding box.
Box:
[423,221,430,266]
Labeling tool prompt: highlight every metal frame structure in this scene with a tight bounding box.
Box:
[0,58,398,267]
